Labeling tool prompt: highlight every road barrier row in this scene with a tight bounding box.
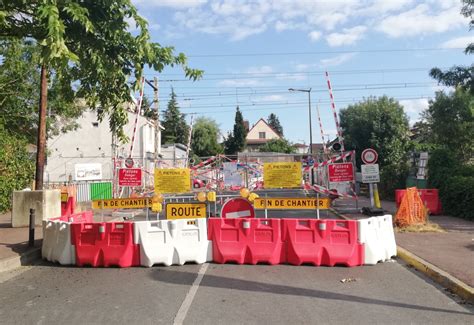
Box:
[42,214,396,268]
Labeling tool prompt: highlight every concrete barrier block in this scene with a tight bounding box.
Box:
[11,190,61,227]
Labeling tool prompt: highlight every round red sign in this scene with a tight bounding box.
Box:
[124,157,134,168]
[221,198,255,219]
[361,148,378,164]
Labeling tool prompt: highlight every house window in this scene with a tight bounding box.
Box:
[259,132,266,139]
[92,122,99,127]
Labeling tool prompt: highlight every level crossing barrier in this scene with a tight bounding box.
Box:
[133,218,212,267]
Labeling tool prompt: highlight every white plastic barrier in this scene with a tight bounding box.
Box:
[134,219,212,267]
[42,220,75,265]
[358,214,397,265]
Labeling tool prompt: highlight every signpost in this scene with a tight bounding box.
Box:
[92,197,152,209]
[221,198,255,219]
[254,197,330,210]
[361,148,380,208]
[361,164,380,183]
[154,168,191,194]
[263,162,302,188]
[124,157,134,168]
[166,203,207,220]
[119,168,142,187]
[328,162,354,182]
[361,148,378,164]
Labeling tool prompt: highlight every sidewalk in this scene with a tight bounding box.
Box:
[0,212,43,273]
[333,196,474,292]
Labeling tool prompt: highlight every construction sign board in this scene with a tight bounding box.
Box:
[92,197,152,209]
[263,162,302,188]
[166,203,207,220]
[154,168,191,193]
[328,162,354,182]
[60,193,68,202]
[361,164,380,183]
[119,168,142,186]
[254,198,331,210]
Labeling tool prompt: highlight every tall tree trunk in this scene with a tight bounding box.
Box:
[35,64,48,190]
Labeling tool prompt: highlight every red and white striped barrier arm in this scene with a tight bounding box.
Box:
[128,77,145,158]
[303,150,354,171]
[325,71,345,152]
[191,156,218,170]
[311,184,357,199]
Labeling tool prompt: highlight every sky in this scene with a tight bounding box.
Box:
[130,0,473,145]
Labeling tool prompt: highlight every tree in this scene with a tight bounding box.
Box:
[161,90,189,145]
[267,113,283,137]
[259,138,296,153]
[191,117,223,157]
[0,125,34,212]
[224,106,247,154]
[0,38,83,143]
[340,96,410,195]
[422,89,474,162]
[141,96,157,121]
[430,0,473,94]
[1,1,202,189]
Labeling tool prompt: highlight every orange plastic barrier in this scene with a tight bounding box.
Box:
[395,187,427,227]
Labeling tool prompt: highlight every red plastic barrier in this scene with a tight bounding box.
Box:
[395,189,442,214]
[282,219,364,267]
[71,222,140,267]
[61,196,76,217]
[207,218,285,265]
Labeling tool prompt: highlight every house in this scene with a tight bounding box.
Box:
[294,143,309,154]
[45,108,158,184]
[245,118,281,152]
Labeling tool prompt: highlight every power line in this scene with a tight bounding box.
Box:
[186,48,463,58]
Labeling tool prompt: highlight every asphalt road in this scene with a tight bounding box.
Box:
[0,260,472,324]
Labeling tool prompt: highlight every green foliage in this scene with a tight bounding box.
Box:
[224,107,247,154]
[340,96,410,197]
[0,38,82,142]
[191,117,223,157]
[259,138,296,154]
[141,96,157,120]
[267,113,283,137]
[1,1,203,141]
[0,125,34,212]
[430,0,473,93]
[161,90,189,145]
[422,89,474,163]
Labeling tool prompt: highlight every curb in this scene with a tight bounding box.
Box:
[332,207,474,304]
[0,247,42,274]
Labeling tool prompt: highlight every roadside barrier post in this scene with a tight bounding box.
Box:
[316,193,320,220]
[29,208,35,247]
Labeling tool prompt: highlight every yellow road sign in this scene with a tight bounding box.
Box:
[254,197,331,210]
[60,193,68,202]
[155,168,191,194]
[92,198,153,209]
[166,203,207,220]
[263,162,302,188]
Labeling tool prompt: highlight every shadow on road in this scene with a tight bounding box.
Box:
[150,266,472,316]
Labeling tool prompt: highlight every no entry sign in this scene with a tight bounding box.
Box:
[328,163,354,182]
[221,198,255,219]
[361,148,378,164]
[119,168,142,186]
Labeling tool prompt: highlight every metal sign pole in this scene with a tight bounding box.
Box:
[369,183,375,207]
[316,192,320,219]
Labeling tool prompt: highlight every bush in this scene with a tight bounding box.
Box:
[379,163,409,198]
[0,125,35,212]
[440,175,474,221]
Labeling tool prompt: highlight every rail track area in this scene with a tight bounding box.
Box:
[0,259,472,324]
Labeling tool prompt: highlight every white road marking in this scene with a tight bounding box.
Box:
[225,210,251,218]
[173,263,209,325]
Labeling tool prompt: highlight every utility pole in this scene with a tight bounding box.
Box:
[153,77,160,162]
[35,65,48,190]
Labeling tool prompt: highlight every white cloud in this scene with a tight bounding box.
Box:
[319,53,357,67]
[218,79,263,87]
[400,98,429,121]
[259,95,285,102]
[440,36,474,49]
[133,0,207,9]
[245,65,273,74]
[326,26,367,47]
[377,4,466,38]
[308,31,322,42]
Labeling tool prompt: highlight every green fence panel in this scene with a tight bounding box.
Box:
[90,182,112,200]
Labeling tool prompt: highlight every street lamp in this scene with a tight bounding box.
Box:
[289,88,314,185]
[288,88,313,155]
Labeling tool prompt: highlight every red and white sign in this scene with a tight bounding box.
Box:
[328,163,354,182]
[221,198,255,219]
[361,148,378,164]
[119,168,142,186]
[124,157,134,168]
